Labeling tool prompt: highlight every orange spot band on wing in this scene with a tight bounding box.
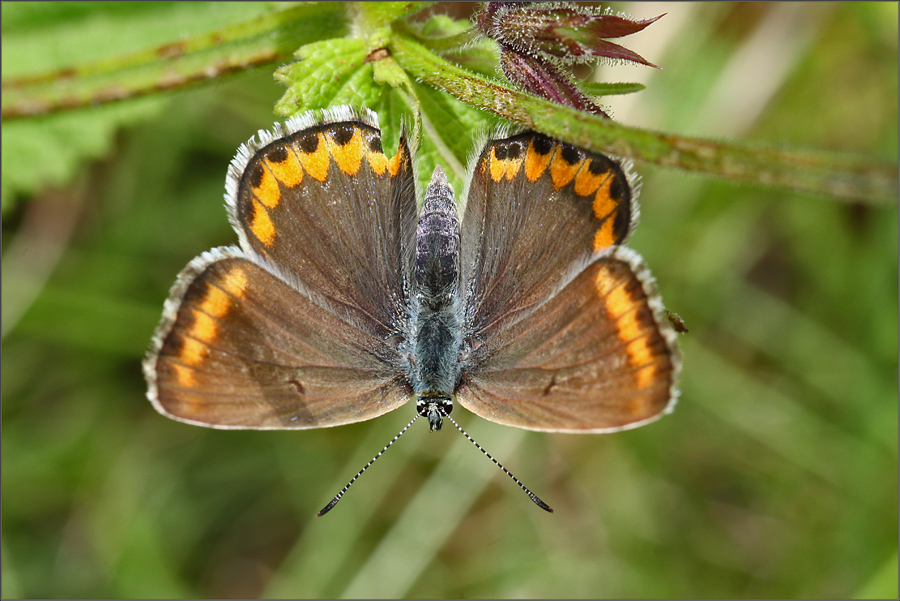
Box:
[592,177,616,220]
[366,149,388,175]
[172,363,196,387]
[503,156,524,180]
[599,275,657,389]
[549,151,581,189]
[175,266,249,386]
[328,128,364,175]
[222,266,248,295]
[592,177,619,251]
[297,133,329,182]
[574,166,610,197]
[593,218,617,252]
[524,143,552,181]
[174,334,208,386]
[388,145,406,177]
[252,166,281,209]
[249,199,276,247]
[265,151,303,188]
[488,149,504,182]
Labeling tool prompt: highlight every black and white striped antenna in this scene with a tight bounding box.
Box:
[317,414,554,516]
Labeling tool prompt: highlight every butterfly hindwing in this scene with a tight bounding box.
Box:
[456,247,679,432]
[144,248,412,429]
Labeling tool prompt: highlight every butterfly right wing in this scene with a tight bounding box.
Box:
[455,131,678,432]
[458,130,637,345]
[456,247,679,432]
[144,248,413,429]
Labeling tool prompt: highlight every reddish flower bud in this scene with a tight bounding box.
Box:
[473,2,660,117]
[478,2,661,67]
[499,48,609,116]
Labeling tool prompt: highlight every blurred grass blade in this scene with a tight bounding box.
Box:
[853,550,899,599]
[579,81,646,96]
[340,425,528,598]
[1,3,349,119]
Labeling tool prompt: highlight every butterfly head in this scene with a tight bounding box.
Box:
[416,394,453,431]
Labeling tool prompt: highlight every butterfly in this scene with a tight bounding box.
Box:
[143,106,680,514]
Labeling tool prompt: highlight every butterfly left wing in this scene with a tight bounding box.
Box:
[145,108,418,429]
[144,249,413,429]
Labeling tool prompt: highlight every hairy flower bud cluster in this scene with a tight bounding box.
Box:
[474,2,661,117]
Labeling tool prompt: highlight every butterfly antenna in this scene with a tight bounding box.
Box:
[317,414,419,517]
[446,414,554,513]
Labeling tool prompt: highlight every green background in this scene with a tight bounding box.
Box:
[3,2,897,598]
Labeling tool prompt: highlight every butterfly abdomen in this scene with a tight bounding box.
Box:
[415,166,460,309]
[409,166,464,408]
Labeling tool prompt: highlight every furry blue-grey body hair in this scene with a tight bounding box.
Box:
[408,166,464,401]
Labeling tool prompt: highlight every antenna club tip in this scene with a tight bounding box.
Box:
[317,498,339,517]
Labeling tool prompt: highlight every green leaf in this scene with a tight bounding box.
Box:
[275,38,377,116]
[1,2,351,213]
[2,98,165,213]
[414,82,495,195]
[579,81,646,96]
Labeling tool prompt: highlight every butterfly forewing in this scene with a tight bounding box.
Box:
[459,131,636,342]
[229,109,417,342]
[145,249,412,429]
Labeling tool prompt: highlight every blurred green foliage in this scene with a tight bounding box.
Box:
[2,2,897,598]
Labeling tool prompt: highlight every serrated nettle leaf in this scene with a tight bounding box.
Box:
[274,39,370,116]
[372,56,411,89]
[294,37,366,63]
[353,2,432,33]
[330,63,384,109]
[373,88,413,162]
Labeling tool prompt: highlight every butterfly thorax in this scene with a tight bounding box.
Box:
[409,167,463,431]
